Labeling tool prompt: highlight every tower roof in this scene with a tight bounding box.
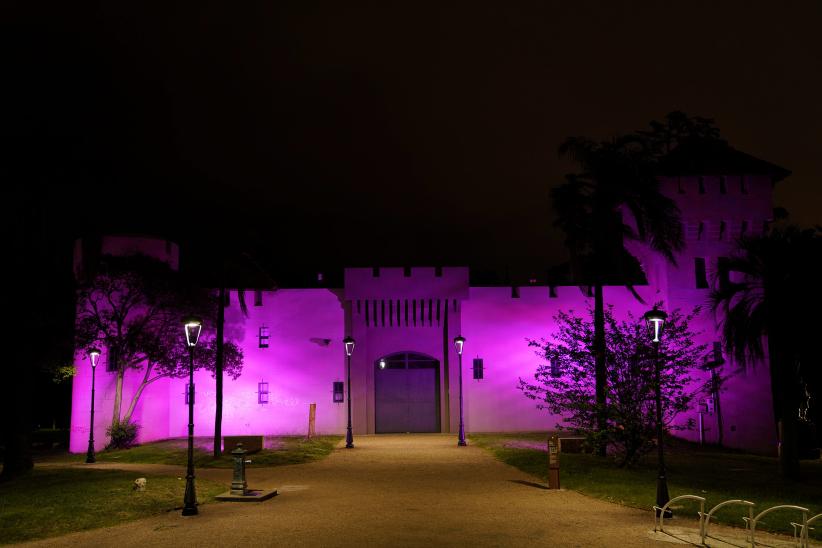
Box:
[657,138,791,182]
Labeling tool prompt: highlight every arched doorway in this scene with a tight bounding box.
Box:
[375,352,441,433]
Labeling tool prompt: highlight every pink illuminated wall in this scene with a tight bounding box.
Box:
[461,285,655,434]
[70,168,780,455]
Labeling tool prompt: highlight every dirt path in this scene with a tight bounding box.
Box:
[16,435,783,547]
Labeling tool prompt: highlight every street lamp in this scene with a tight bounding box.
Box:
[182,316,202,516]
[85,348,101,464]
[644,307,671,518]
[454,335,467,446]
[343,336,355,448]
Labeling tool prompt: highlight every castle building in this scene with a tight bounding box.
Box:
[69,143,789,455]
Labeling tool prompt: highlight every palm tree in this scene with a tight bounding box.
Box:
[213,281,247,458]
[710,226,820,479]
[554,132,685,456]
[212,247,275,458]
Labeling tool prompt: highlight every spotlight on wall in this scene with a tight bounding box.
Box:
[379,358,387,370]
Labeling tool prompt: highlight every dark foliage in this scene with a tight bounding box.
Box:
[710,225,822,478]
[519,305,706,467]
[105,420,140,450]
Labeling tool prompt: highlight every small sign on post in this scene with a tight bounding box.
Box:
[307,403,317,439]
[548,434,560,489]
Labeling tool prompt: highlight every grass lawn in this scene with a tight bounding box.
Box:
[38,435,342,468]
[0,468,225,545]
[470,432,822,539]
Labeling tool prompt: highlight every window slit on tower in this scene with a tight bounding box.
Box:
[365,299,370,327]
[412,299,417,326]
[381,300,386,327]
[397,299,401,326]
[373,300,378,326]
[389,300,393,327]
[436,299,441,326]
[428,299,433,326]
[404,300,409,326]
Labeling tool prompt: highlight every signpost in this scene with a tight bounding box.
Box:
[548,434,560,489]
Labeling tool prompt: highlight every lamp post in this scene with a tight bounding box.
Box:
[182,316,202,516]
[343,336,355,448]
[454,335,467,446]
[644,307,671,518]
[85,348,101,464]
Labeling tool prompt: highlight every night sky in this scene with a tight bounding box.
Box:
[5,1,821,281]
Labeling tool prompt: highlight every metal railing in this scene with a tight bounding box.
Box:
[795,512,821,548]
[652,497,816,547]
[699,499,755,545]
[654,495,706,535]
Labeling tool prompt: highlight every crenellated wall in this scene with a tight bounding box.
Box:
[70,163,781,455]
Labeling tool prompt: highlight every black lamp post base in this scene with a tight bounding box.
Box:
[656,475,671,518]
[457,440,467,446]
[85,455,96,464]
[182,477,198,516]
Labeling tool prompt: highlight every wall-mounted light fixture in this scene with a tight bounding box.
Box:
[379,358,387,370]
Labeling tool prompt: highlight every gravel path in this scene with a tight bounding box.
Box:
[17,434,789,547]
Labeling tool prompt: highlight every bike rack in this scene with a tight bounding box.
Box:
[653,495,706,536]
[796,512,822,548]
[651,497,819,547]
[745,505,808,547]
[699,499,755,545]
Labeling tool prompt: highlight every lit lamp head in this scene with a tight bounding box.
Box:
[88,348,101,368]
[183,316,202,348]
[453,335,466,356]
[343,336,355,357]
[643,308,668,344]
[379,358,387,370]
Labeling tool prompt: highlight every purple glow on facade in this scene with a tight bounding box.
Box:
[70,171,781,455]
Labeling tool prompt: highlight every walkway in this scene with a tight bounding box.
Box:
[17,435,772,547]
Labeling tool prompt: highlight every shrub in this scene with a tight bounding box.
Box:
[106,420,140,449]
[519,305,707,467]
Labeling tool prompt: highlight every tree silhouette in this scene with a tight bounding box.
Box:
[75,255,244,439]
[519,305,706,467]
[711,225,822,479]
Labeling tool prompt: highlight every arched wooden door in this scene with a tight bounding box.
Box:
[375,352,441,433]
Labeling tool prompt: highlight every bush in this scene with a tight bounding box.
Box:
[519,305,707,467]
[106,420,140,449]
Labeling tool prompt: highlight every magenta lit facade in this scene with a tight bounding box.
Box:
[70,168,781,455]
